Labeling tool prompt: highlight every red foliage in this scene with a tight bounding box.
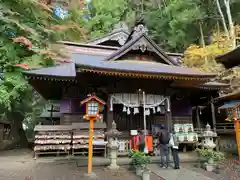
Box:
[15,64,41,70]
[12,36,32,49]
[15,64,30,70]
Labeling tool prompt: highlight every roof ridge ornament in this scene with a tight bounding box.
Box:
[131,22,148,39]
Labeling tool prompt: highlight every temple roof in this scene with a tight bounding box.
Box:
[200,81,229,90]
[23,63,76,78]
[75,58,216,80]
[215,90,240,101]
[216,46,240,69]
[22,22,220,98]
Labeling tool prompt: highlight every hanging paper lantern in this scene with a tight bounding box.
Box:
[123,106,127,112]
[145,109,150,116]
[152,107,156,114]
[127,107,131,115]
[134,107,139,114]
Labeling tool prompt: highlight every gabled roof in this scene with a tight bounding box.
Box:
[59,41,119,51]
[200,81,229,90]
[216,46,240,69]
[218,100,240,109]
[87,29,130,46]
[80,95,106,105]
[215,90,240,101]
[104,33,179,66]
[22,63,76,78]
[59,40,183,64]
[23,23,216,84]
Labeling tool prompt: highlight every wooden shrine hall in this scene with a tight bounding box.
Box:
[23,21,228,156]
[214,46,240,153]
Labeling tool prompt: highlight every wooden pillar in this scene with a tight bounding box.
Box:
[106,94,113,130]
[210,97,217,132]
[196,106,201,129]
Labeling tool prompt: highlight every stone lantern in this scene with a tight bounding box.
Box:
[200,124,217,149]
[105,121,122,170]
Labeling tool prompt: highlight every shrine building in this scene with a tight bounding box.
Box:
[23,22,228,156]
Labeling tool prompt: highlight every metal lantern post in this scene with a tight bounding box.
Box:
[138,89,148,153]
[80,95,105,177]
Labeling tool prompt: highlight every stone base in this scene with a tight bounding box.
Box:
[84,172,98,180]
[204,163,215,172]
[142,171,150,180]
[107,164,120,170]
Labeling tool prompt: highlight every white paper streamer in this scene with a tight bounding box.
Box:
[110,94,170,115]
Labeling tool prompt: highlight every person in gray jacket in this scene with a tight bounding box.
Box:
[169,131,180,169]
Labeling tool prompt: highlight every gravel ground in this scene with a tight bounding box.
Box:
[183,161,240,180]
[0,149,160,180]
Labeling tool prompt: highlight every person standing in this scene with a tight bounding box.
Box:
[169,131,180,169]
[159,125,170,168]
[137,130,145,152]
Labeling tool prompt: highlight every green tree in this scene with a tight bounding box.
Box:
[144,0,219,52]
[0,0,86,147]
[85,0,135,38]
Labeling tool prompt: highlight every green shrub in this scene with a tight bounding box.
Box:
[130,150,151,168]
[195,148,225,162]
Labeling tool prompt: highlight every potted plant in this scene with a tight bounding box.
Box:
[212,151,225,174]
[129,150,151,176]
[142,166,151,180]
[195,148,225,172]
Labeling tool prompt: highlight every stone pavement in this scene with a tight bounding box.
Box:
[148,164,214,180]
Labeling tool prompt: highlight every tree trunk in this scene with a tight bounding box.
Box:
[224,0,236,49]
[7,111,28,148]
[199,22,208,68]
[216,0,229,40]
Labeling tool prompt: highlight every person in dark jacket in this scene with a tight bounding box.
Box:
[159,125,170,168]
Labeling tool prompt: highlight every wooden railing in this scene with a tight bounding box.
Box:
[194,123,235,134]
[216,122,235,133]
